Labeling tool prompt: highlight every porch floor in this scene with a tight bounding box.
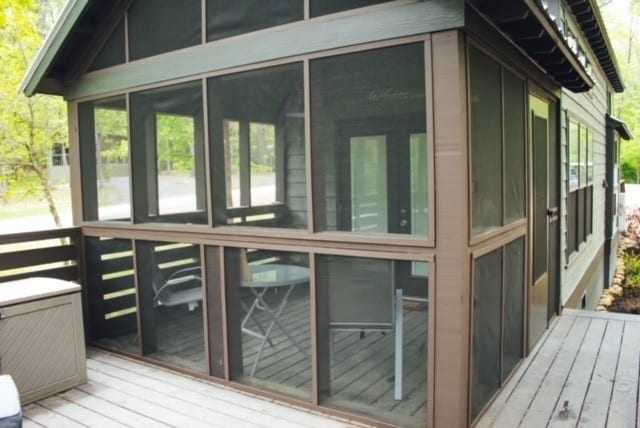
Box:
[476,309,640,428]
[22,349,370,428]
[93,294,428,427]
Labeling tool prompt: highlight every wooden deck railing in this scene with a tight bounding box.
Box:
[0,227,83,283]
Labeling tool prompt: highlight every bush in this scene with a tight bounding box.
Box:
[624,252,640,288]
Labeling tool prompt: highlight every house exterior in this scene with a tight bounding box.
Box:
[20,0,631,426]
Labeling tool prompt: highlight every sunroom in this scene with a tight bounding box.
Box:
[17,0,625,426]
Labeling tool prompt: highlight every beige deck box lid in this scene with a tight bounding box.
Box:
[0,277,80,306]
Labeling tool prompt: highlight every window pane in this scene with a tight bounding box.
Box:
[310,0,391,17]
[569,120,579,190]
[79,96,131,221]
[208,63,306,228]
[350,135,388,233]
[85,237,138,354]
[317,255,428,427]
[503,70,525,223]
[130,81,207,224]
[136,241,205,373]
[225,248,310,400]
[567,191,578,254]
[471,248,502,421]
[586,186,593,236]
[250,123,277,206]
[411,133,428,236]
[586,129,594,184]
[503,237,524,381]
[206,0,303,42]
[579,125,587,187]
[577,188,585,244]
[469,46,502,235]
[311,44,427,236]
[128,0,201,61]
[532,108,548,282]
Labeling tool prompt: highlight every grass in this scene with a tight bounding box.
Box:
[0,180,72,220]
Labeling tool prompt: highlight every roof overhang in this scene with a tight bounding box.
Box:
[19,0,89,97]
[606,115,633,140]
[565,0,624,92]
[470,0,594,92]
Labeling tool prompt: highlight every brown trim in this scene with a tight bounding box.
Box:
[199,245,211,375]
[218,246,230,381]
[303,59,314,235]
[124,8,129,63]
[130,239,143,355]
[309,252,319,406]
[425,38,436,247]
[68,101,83,226]
[432,30,470,428]
[470,229,527,259]
[469,220,527,248]
[427,259,436,428]
[72,34,428,101]
[202,78,214,227]
[0,226,81,245]
[80,223,437,256]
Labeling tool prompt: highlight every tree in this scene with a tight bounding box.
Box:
[601,0,640,182]
[0,0,67,225]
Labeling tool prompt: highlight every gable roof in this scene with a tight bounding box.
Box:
[20,0,130,97]
[21,0,625,97]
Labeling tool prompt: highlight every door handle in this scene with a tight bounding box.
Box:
[546,208,558,217]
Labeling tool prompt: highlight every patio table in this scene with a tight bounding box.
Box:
[240,264,310,376]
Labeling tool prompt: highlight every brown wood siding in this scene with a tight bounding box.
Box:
[432,30,470,428]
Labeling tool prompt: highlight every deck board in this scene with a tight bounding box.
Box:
[94,294,428,427]
[476,310,640,428]
[23,350,362,428]
[606,321,640,428]
[520,316,590,427]
[577,320,624,427]
[547,318,606,428]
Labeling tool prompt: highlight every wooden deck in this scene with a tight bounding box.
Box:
[22,349,370,428]
[476,309,640,428]
[92,294,428,427]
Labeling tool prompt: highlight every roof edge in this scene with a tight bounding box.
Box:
[606,114,633,140]
[19,0,89,97]
[567,0,624,92]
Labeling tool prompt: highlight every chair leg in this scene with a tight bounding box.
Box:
[394,288,403,401]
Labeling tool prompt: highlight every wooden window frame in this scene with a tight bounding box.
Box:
[566,116,593,260]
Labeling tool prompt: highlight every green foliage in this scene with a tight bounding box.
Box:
[624,252,640,287]
[156,114,195,172]
[0,0,67,225]
[601,1,640,182]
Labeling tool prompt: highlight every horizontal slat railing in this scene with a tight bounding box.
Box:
[0,227,82,284]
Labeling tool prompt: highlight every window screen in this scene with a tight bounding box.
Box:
[503,237,524,380]
[88,19,126,72]
[469,46,502,235]
[129,81,207,224]
[503,70,525,223]
[471,248,503,421]
[310,43,427,236]
[206,0,303,42]
[208,63,306,228]
[310,0,391,17]
[128,0,201,61]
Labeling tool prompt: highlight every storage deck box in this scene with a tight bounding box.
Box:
[0,278,87,404]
